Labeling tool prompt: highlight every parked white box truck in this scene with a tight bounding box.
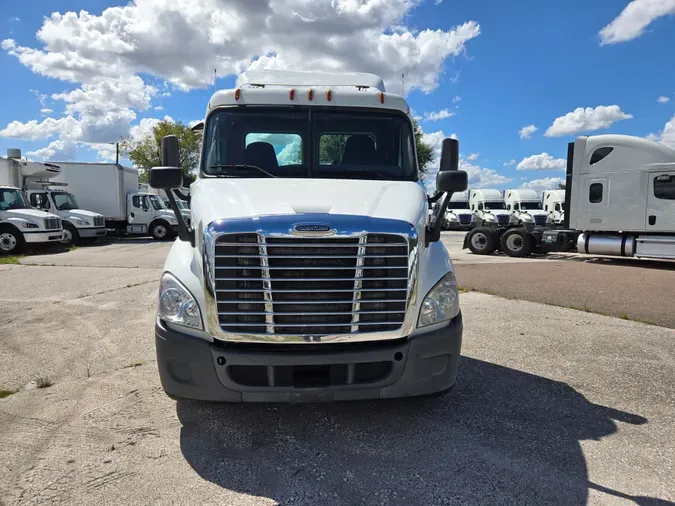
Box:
[464,134,675,259]
[469,189,510,227]
[0,151,64,254]
[52,162,180,240]
[148,70,468,402]
[442,190,474,230]
[543,189,565,225]
[503,189,548,226]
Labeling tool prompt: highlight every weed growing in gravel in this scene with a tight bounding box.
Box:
[0,256,21,264]
[0,389,17,399]
[35,377,54,389]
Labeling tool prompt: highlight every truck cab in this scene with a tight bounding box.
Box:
[469,189,510,227]
[543,189,565,225]
[126,192,180,240]
[25,189,106,244]
[149,70,468,402]
[504,189,548,227]
[442,190,474,230]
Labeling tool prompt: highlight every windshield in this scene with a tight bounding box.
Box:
[0,189,30,210]
[485,202,506,210]
[447,202,469,210]
[52,192,79,211]
[521,202,542,210]
[148,195,164,211]
[202,107,417,181]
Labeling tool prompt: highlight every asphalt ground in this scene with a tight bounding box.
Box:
[0,240,673,504]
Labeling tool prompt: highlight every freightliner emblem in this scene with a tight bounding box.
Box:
[291,223,336,236]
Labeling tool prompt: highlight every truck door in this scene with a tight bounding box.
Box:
[28,192,51,211]
[647,172,675,231]
[128,194,152,227]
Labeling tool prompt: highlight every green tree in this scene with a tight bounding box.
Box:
[121,120,201,185]
[319,135,349,165]
[413,118,434,176]
[558,183,567,190]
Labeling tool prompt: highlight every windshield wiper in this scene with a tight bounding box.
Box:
[208,164,277,178]
[318,168,391,180]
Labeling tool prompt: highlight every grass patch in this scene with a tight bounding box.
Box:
[34,377,54,389]
[0,255,21,264]
[0,389,17,399]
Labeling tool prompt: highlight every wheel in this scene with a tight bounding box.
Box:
[60,222,79,245]
[500,228,535,257]
[0,227,24,255]
[150,221,170,241]
[466,227,498,255]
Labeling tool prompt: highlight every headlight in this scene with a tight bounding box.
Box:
[470,215,476,222]
[418,271,460,328]
[21,222,39,229]
[159,273,202,329]
[76,220,90,226]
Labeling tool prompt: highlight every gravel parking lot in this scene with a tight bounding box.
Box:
[0,240,673,505]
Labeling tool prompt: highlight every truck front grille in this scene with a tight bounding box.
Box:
[497,215,510,226]
[93,216,105,227]
[534,215,547,226]
[458,214,472,224]
[44,218,61,230]
[213,233,409,337]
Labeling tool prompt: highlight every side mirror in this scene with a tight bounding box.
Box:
[150,136,183,190]
[436,170,468,194]
[439,138,459,171]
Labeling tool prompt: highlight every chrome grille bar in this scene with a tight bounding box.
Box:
[351,235,368,332]
[258,234,275,334]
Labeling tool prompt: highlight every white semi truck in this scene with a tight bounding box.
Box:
[148,70,468,402]
[0,151,65,254]
[469,189,510,227]
[543,189,565,225]
[464,134,675,259]
[442,190,474,230]
[503,188,548,227]
[52,162,180,240]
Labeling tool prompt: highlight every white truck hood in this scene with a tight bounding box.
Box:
[4,208,59,220]
[64,209,103,220]
[190,178,427,227]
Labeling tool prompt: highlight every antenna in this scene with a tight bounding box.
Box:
[401,73,405,95]
[214,69,217,94]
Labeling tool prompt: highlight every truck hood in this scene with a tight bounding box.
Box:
[63,209,103,220]
[190,178,427,227]
[483,210,510,218]
[3,208,59,220]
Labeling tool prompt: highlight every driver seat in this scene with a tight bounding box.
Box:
[244,142,279,174]
[341,135,378,165]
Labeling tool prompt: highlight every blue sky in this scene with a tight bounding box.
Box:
[0,0,674,193]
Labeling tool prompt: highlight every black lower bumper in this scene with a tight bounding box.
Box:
[155,313,463,403]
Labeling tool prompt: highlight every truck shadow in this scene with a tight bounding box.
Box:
[176,357,657,505]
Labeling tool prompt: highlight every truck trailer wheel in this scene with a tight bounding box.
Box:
[150,220,171,241]
[467,227,498,255]
[500,228,534,257]
[0,226,24,255]
[60,222,79,246]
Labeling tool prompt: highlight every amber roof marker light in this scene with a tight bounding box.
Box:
[234,88,241,101]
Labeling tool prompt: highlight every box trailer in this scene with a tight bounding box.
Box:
[52,162,179,240]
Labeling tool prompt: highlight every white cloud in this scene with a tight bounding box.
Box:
[0,116,81,141]
[516,153,567,171]
[520,177,565,193]
[434,0,443,5]
[466,153,479,161]
[599,0,675,45]
[30,89,48,106]
[424,109,455,121]
[9,17,20,23]
[647,114,675,149]
[519,124,538,140]
[460,159,512,188]
[657,96,670,104]
[154,105,164,111]
[544,105,633,137]
[452,95,461,103]
[1,2,480,94]
[26,140,77,160]
[40,108,53,115]
[503,159,516,166]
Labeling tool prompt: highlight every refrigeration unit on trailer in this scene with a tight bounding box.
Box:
[543,189,565,225]
[464,134,675,259]
[442,190,474,230]
[53,162,180,240]
[0,150,64,254]
[148,69,468,402]
[469,189,510,227]
[503,189,548,227]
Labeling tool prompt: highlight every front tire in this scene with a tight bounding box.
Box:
[0,227,24,255]
[467,227,498,255]
[500,228,535,257]
[150,221,170,241]
[60,222,79,246]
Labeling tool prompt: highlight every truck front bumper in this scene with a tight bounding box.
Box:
[77,227,107,238]
[155,313,463,403]
[23,230,64,243]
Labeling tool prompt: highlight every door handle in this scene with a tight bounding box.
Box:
[649,215,656,226]
[130,212,135,218]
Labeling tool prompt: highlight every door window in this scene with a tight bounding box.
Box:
[29,192,50,209]
[654,175,675,200]
[589,183,603,203]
